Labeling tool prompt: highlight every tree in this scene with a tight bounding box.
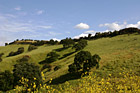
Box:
[68,51,101,74]
[68,63,78,73]
[60,38,75,48]
[17,47,24,54]
[88,34,92,39]
[44,52,60,63]
[13,62,43,89]
[73,39,87,51]
[0,70,14,91]
[28,45,37,51]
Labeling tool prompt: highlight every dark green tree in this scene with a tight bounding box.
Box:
[13,62,43,89]
[45,52,60,63]
[0,70,14,91]
[73,39,87,51]
[60,38,75,48]
[28,45,37,51]
[68,51,101,74]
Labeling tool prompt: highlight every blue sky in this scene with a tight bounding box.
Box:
[0,0,140,45]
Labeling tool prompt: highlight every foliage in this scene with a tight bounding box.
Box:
[28,45,37,51]
[13,62,43,89]
[60,38,75,48]
[44,52,60,63]
[78,27,140,40]
[8,47,24,57]
[73,39,87,51]
[0,70,14,91]
[0,53,4,57]
[18,55,30,62]
[68,51,101,74]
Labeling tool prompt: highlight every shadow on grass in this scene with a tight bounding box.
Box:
[59,51,76,60]
[54,47,69,52]
[39,60,47,64]
[47,72,81,85]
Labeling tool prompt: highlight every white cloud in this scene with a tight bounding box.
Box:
[99,21,140,31]
[38,26,52,29]
[75,23,90,29]
[37,10,44,15]
[14,6,21,11]
[99,22,123,31]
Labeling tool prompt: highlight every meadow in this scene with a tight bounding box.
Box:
[0,33,140,92]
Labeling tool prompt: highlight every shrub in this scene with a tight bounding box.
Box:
[8,51,15,57]
[17,47,24,54]
[7,47,24,57]
[13,62,43,89]
[19,55,30,62]
[73,39,87,51]
[60,38,75,48]
[28,45,37,51]
[45,52,60,63]
[0,53,4,57]
[68,51,101,74]
[0,70,14,91]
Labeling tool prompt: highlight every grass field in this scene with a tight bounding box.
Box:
[0,33,140,92]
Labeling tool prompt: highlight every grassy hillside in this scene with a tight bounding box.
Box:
[0,33,140,92]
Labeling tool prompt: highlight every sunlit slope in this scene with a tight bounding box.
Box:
[0,33,140,82]
[0,45,62,72]
[44,33,140,81]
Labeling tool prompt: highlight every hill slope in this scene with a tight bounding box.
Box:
[0,33,140,81]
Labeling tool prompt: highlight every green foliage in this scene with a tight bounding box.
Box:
[13,62,43,88]
[45,52,60,63]
[68,63,78,73]
[61,38,75,48]
[68,51,101,74]
[19,55,30,62]
[8,47,24,57]
[0,53,4,57]
[73,39,87,51]
[0,70,14,91]
[28,45,37,51]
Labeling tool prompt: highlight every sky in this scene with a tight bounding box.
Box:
[0,0,140,46]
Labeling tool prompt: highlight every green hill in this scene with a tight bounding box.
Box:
[0,33,140,92]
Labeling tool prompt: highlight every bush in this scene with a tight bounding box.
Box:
[60,38,75,48]
[68,51,101,74]
[73,39,87,51]
[13,62,43,89]
[28,45,37,51]
[0,70,14,91]
[45,52,60,63]
[19,55,30,62]
[54,65,61,71]
[8,47,24,57]
[17,47,24,54]
[0,53,4,57]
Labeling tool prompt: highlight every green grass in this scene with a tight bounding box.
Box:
[0,33,140,83]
